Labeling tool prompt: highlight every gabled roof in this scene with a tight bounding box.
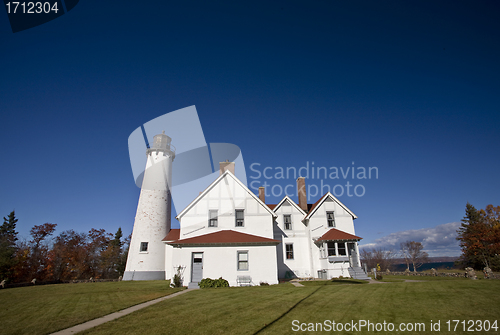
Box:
[317,228,362,242]
[164,230,280,246]
[272,195,306,215]
[175,170,277,220]
[304,192,357,220]
[162,229,180,241]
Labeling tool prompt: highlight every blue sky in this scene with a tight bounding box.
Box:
[1,1,499,257]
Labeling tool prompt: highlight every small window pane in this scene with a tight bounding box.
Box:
[327,211,335,227]
[209,210,218,227]
[235,209,244,227]
[238,251,248,270]
[284,215,292,230]
[327,242,336,256]
[286,244,294,259]
[337,242,347,256]
[239,252,248,261]
[140,242,148,252]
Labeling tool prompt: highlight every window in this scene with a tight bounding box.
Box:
[237,251,248,270]
[235,209,244,227]
[209,210,218,227]
[327,242,347,256]
[327,242,336,256]
[337,242,347,256]
[140,242,148,252]
[284,214,292,230]
[285,243,294,260]
[326,211,335,227]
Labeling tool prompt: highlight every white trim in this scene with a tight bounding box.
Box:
[176,170,277,220]
[272,195,307,215]
[304,192,358,220]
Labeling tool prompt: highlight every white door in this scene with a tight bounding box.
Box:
[191,252,203,283]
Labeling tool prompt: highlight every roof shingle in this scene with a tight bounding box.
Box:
[164,230,280,245]
[162,229,180,241]
[317,228,362,242]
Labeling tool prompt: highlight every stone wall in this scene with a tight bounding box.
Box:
[376,270,500,279]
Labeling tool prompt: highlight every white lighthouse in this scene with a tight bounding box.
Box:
[123,131,175,280]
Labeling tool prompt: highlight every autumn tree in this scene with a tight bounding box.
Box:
[27,223,57,281]
[48,230,89,281]
[400,241,429,272]
[457,203,500,270]
[87,228,113,278]
[0,211,19,280]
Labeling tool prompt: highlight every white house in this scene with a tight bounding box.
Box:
[124,133,368,286]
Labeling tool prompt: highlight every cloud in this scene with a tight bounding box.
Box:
[359,222,462,257]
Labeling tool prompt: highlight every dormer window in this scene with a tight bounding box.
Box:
[326,211,335,227]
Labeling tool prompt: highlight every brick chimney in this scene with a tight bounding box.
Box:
[297,177,307,211]
[258,186,265,203]
[219,160,235,175]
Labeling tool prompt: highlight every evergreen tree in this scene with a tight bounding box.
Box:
[116,233,130,277]
[111,227,123,249]
[0,211,19,280]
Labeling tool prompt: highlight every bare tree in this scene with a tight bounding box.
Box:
[360,248,396,271]
[400,241,429,272]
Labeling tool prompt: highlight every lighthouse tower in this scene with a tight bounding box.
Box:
[123,131,175,280]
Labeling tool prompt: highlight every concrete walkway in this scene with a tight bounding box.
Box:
[290,280,305,287]
[50,289,192,335]
[367,279,390,284]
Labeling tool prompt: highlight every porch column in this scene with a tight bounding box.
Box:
[355,242,361,267]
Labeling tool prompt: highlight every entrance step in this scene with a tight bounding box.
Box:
[348,266,370,280]
[187,282,200,289]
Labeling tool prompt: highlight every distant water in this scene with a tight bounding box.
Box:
[392,262,458,272]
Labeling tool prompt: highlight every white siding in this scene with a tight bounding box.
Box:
[169,245,278,286]
[179,174,275,240]
[273,199,312,278]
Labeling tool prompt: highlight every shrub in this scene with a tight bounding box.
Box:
[170,266,183,288]
[259,282,269,286]
[376,274,383,280]
[198,277,229,288]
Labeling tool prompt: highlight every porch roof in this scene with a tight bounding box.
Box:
[317,228,362,242]
[162,228,180,241]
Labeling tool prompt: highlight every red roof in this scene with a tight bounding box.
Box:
[307,195,325,214]
[317,228,362,242]
[165,230,280,245]
[162,229,180,241]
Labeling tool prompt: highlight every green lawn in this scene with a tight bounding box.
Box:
[80,279,500,335]
[376,274,471,282]
[0,281,183,335]
[300,278,368,286]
